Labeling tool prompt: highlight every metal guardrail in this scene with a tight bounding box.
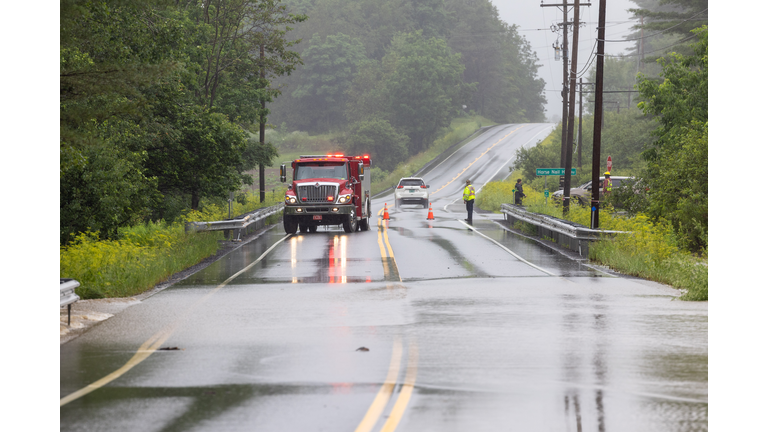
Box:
[60,278,80,326]
[500,203,628,258]
[185,203,284,239]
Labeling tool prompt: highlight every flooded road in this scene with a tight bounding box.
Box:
[60,124,707,431]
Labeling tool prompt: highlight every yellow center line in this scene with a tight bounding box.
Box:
[379,340,419,432]
[60,233,292,407]
[376,207,401,283]
[432,126,524,195]
[376,208,387,258]
[354,337,403,432]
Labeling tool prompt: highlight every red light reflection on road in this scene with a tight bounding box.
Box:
[328,236,347,284]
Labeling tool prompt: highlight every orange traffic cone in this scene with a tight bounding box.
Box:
[382,203,390,220]
[427,202,434,220]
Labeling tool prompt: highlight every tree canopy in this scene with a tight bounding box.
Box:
[60,0,304,244]
[637,26,708,251]
[271,0,546,146]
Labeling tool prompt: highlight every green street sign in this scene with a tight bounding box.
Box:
[544,189,549,198]
[536,168,576,176]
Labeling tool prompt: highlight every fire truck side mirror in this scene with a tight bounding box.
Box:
[358,163,365,181]
[280,164,286,183]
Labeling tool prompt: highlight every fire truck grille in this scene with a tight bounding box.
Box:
[297,184,337,203]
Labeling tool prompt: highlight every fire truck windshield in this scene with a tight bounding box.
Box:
[295,163,347,180]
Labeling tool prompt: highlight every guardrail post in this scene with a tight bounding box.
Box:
[60,279,81,327]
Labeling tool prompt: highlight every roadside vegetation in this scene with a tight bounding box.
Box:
[477,177,707,301]
[60,190,285,299]
[478,25,708,301]
[61,0,545,299]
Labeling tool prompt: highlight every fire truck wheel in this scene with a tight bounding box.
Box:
[308,225,318,233]
[283,215,298,234]
[299,224,308,233]
[342,214,357,233]
[359,217,370,231]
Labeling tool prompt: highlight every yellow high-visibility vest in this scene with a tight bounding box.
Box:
[463,185,475,201]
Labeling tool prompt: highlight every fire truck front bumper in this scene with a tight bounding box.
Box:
[284,204,356,218]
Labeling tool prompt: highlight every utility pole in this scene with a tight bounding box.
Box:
[562,0,580,215]
[578,78,584,169]
[560,0,569,192]
[590,0,606,229]
[259,43,266,203]
[541,2,591,190]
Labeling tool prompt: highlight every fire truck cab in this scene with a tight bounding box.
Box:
[280,154,372,234]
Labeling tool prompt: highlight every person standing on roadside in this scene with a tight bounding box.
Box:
[514,178,526,205]
[603,172,613,194]
[463,179,475,223]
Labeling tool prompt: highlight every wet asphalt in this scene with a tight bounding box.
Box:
[60,124,707,431]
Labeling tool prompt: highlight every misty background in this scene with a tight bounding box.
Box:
[491,0,638,121]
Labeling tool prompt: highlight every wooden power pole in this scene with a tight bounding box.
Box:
[590,0,606,229]
[541,2,592,193]
[259,44,266,203]
[562,0,580,215]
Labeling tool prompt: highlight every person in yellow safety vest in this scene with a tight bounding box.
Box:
[603,171,612,194]
[463,179,475,223]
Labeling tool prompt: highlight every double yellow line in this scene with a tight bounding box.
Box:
[354,337,419,432]
[432,125,524,195]
[352,207,418,432]
[376,207,401,283]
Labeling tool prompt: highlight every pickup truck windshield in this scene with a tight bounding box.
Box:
[296,163,347,180]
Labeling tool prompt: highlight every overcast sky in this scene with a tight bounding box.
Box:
[490,0,639,120]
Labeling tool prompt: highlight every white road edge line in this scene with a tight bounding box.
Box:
[457,219,557,276]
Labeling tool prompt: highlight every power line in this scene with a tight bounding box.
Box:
[600,8,708,43]
[601,33,699,58]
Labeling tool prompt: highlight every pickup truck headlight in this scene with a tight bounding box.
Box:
[337,194,352,204]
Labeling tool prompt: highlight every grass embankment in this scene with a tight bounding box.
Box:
[476,177,708,301]
[60,190,285,299]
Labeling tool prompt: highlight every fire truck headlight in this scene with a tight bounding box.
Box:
[337,194,351,204]
[285,196,297,204]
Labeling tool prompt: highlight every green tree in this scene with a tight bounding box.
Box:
[143,103,248,211]
[383,31,473,154]
[345,118,410,171]
[60,1,186,243]
[184,0,306,126]
[636,26,707,252]
[445,0,545,123]
[291,33,367,130]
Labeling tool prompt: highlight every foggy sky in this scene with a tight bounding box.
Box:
[490,0,639,120]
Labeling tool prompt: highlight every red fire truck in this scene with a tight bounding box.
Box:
[280,154,373,234]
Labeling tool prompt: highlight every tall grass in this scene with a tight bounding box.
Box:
[60,227,220,299]
[60,190,286,299]
[476,179,708,301]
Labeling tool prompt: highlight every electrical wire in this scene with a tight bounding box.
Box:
[601,33,699,58]
[600,8,708,43]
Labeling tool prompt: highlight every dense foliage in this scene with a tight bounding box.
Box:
[637,26,708,251]
[511,25,707,254]
[270,0,546,143]
[60,0,305,244]
[61,0,546,246]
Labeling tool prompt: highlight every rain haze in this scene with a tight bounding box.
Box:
[490,0,639,120]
